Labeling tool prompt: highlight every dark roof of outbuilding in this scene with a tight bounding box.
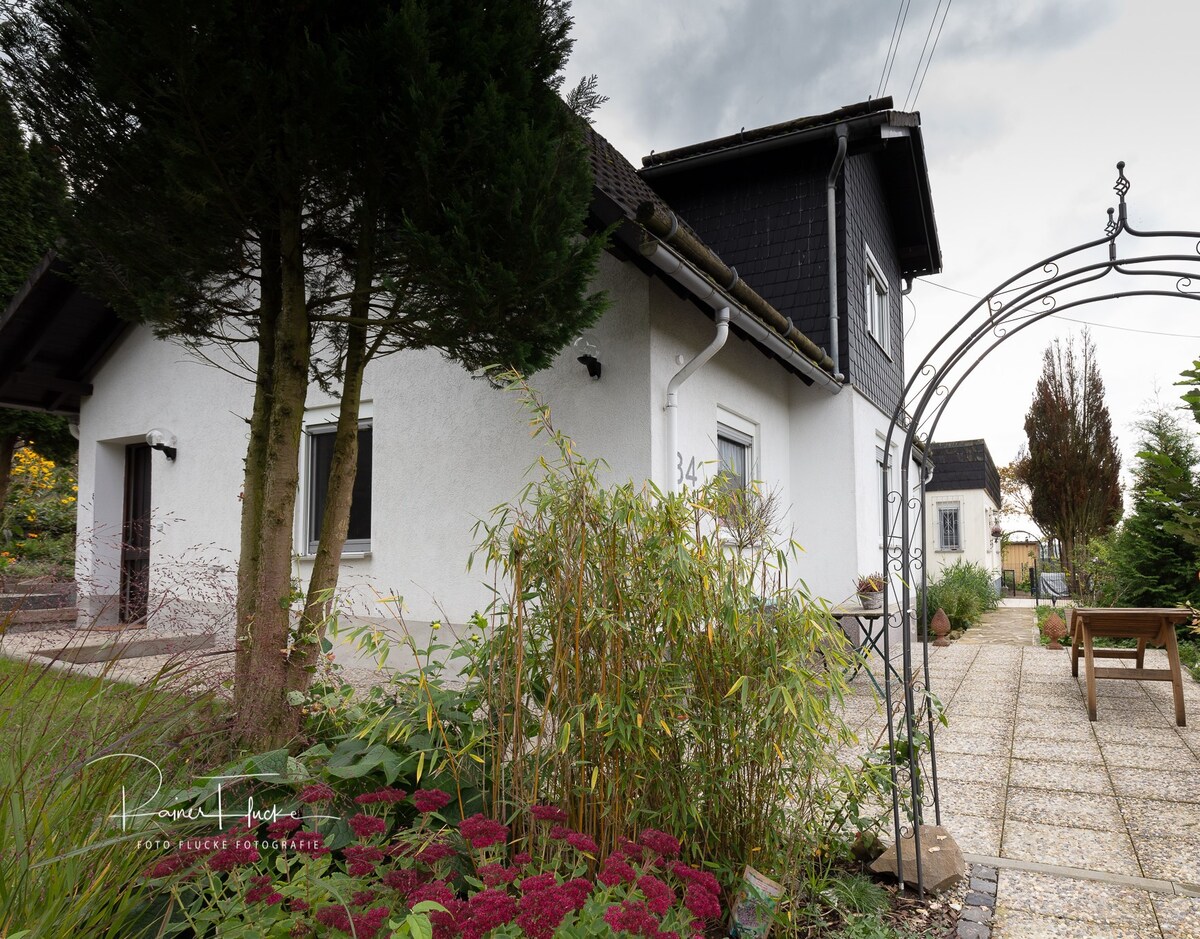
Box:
[926,439,1001,507]
[0,253,127,415]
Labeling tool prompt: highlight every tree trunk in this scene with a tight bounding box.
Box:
[287,196,376,693]
[286,322,366,693]
[232,194,311,749]
[234,227,280,692]
[0,433,18,518]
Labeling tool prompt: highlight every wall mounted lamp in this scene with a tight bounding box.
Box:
[572,335,602,380]
[145,428,178,461]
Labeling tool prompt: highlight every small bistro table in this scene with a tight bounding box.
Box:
[831,604,898,696]
[1068,607,1191,726]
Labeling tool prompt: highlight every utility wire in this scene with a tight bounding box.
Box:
[908,0,953,109]
[877,0,913,100]
[875,0,908,98]
[902,0,944,110]
[922,278,1200,339]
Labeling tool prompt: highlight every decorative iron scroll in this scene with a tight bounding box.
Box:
[878,162,1200,894]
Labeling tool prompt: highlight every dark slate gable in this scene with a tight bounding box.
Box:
[927,440,1001,507]
[640,147,832,356]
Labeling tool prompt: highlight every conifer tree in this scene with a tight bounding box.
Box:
[1013,331,1122,595]
[1110,407,1200,607]
[3,0,607,745]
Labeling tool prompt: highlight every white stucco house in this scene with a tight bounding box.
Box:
[0,97,942,652]
[923,439,1002,586]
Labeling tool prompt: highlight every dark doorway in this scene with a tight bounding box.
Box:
[120,443,152,623]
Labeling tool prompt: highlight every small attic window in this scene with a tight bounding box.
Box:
[864,243,891,355]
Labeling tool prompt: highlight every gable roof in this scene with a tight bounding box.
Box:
[926,439,1001,507]
[639,97,941,280]
[585,124,835,379]
[0,111,910,415]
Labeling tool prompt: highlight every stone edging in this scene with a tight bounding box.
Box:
[957,863,997,939]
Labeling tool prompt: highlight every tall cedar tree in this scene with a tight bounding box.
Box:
[0,89,74,509]
[2,0,608,747]
[1110,407,1200,607]
[1014,331,1122,595]
[1138,359,1200,555]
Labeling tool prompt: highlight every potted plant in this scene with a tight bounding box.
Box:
[991,524,1003,539]
[855,572,885,609]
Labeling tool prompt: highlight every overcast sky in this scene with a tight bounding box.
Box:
[566,0,1200,523]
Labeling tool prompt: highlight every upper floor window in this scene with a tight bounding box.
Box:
[307,422,373,554]
[937,503,961,552]
[717,423,752,491]
[864,243,890,355]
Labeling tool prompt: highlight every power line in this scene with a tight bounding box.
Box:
[921,278,1200,339]
[908,0,953,110]
[875,0,907,99]
[901,0,943,110]
[877,0,913,100]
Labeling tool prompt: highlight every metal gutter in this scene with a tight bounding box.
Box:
[665,307,730,493]
[640,239,843,395]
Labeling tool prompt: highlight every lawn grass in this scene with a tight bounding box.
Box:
[0,653,224,937]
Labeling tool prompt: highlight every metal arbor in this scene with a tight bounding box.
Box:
[877,163,1200,891]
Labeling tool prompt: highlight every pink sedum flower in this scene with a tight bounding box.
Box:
[638,829,681,858]
[459,812,510,849]
[297,782,336,804]
[349,812,387,840]
[412,788,454,814]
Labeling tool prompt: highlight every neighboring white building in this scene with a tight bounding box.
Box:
[923,439,1002,585]
[0,98,942,650]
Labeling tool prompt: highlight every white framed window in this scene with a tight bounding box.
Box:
[937,503,961,552]
[864,242,891,355]
[305,421,373,554]
[717,423,752,491]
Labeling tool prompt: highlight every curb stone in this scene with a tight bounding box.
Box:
[957,864,997,939]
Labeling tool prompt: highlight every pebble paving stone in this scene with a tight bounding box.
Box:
[842,601,1200,938]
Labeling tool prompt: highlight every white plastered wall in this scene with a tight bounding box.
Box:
[924,487,1002,581]
[74,252,653,662]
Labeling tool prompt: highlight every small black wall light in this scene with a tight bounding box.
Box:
[572,336,602,380]
[145,428,178,461]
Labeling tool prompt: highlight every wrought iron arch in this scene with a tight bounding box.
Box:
[877,162,1200,892]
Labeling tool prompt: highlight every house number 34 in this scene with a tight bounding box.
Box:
[676,452,698,486]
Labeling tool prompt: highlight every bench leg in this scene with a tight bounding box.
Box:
[1136,638,1147,668]
[1163,626,1187,728]
[1083,628,1098,721]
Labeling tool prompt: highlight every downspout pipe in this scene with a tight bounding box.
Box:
[826,124,849,381]
[666,306,730,493]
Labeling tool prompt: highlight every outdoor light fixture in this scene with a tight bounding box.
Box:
[572,335,602,380]
[145,428,178,461]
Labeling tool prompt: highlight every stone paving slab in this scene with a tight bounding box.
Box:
[866,607,1200,938]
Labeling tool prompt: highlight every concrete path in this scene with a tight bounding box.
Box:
[841,639,1200,937]
[956,603,1039,647]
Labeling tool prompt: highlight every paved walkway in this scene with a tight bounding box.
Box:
[841,629,1200,938]
[956,602,1039,646]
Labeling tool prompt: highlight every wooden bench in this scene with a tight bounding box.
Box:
[1068,607,1191,726]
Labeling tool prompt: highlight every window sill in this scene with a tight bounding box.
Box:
[868,331,893,360]
[936,548,963,554]
[297,551,372,561]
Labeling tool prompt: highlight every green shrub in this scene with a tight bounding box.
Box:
[924,560,998,631]
[472,379,879,894]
